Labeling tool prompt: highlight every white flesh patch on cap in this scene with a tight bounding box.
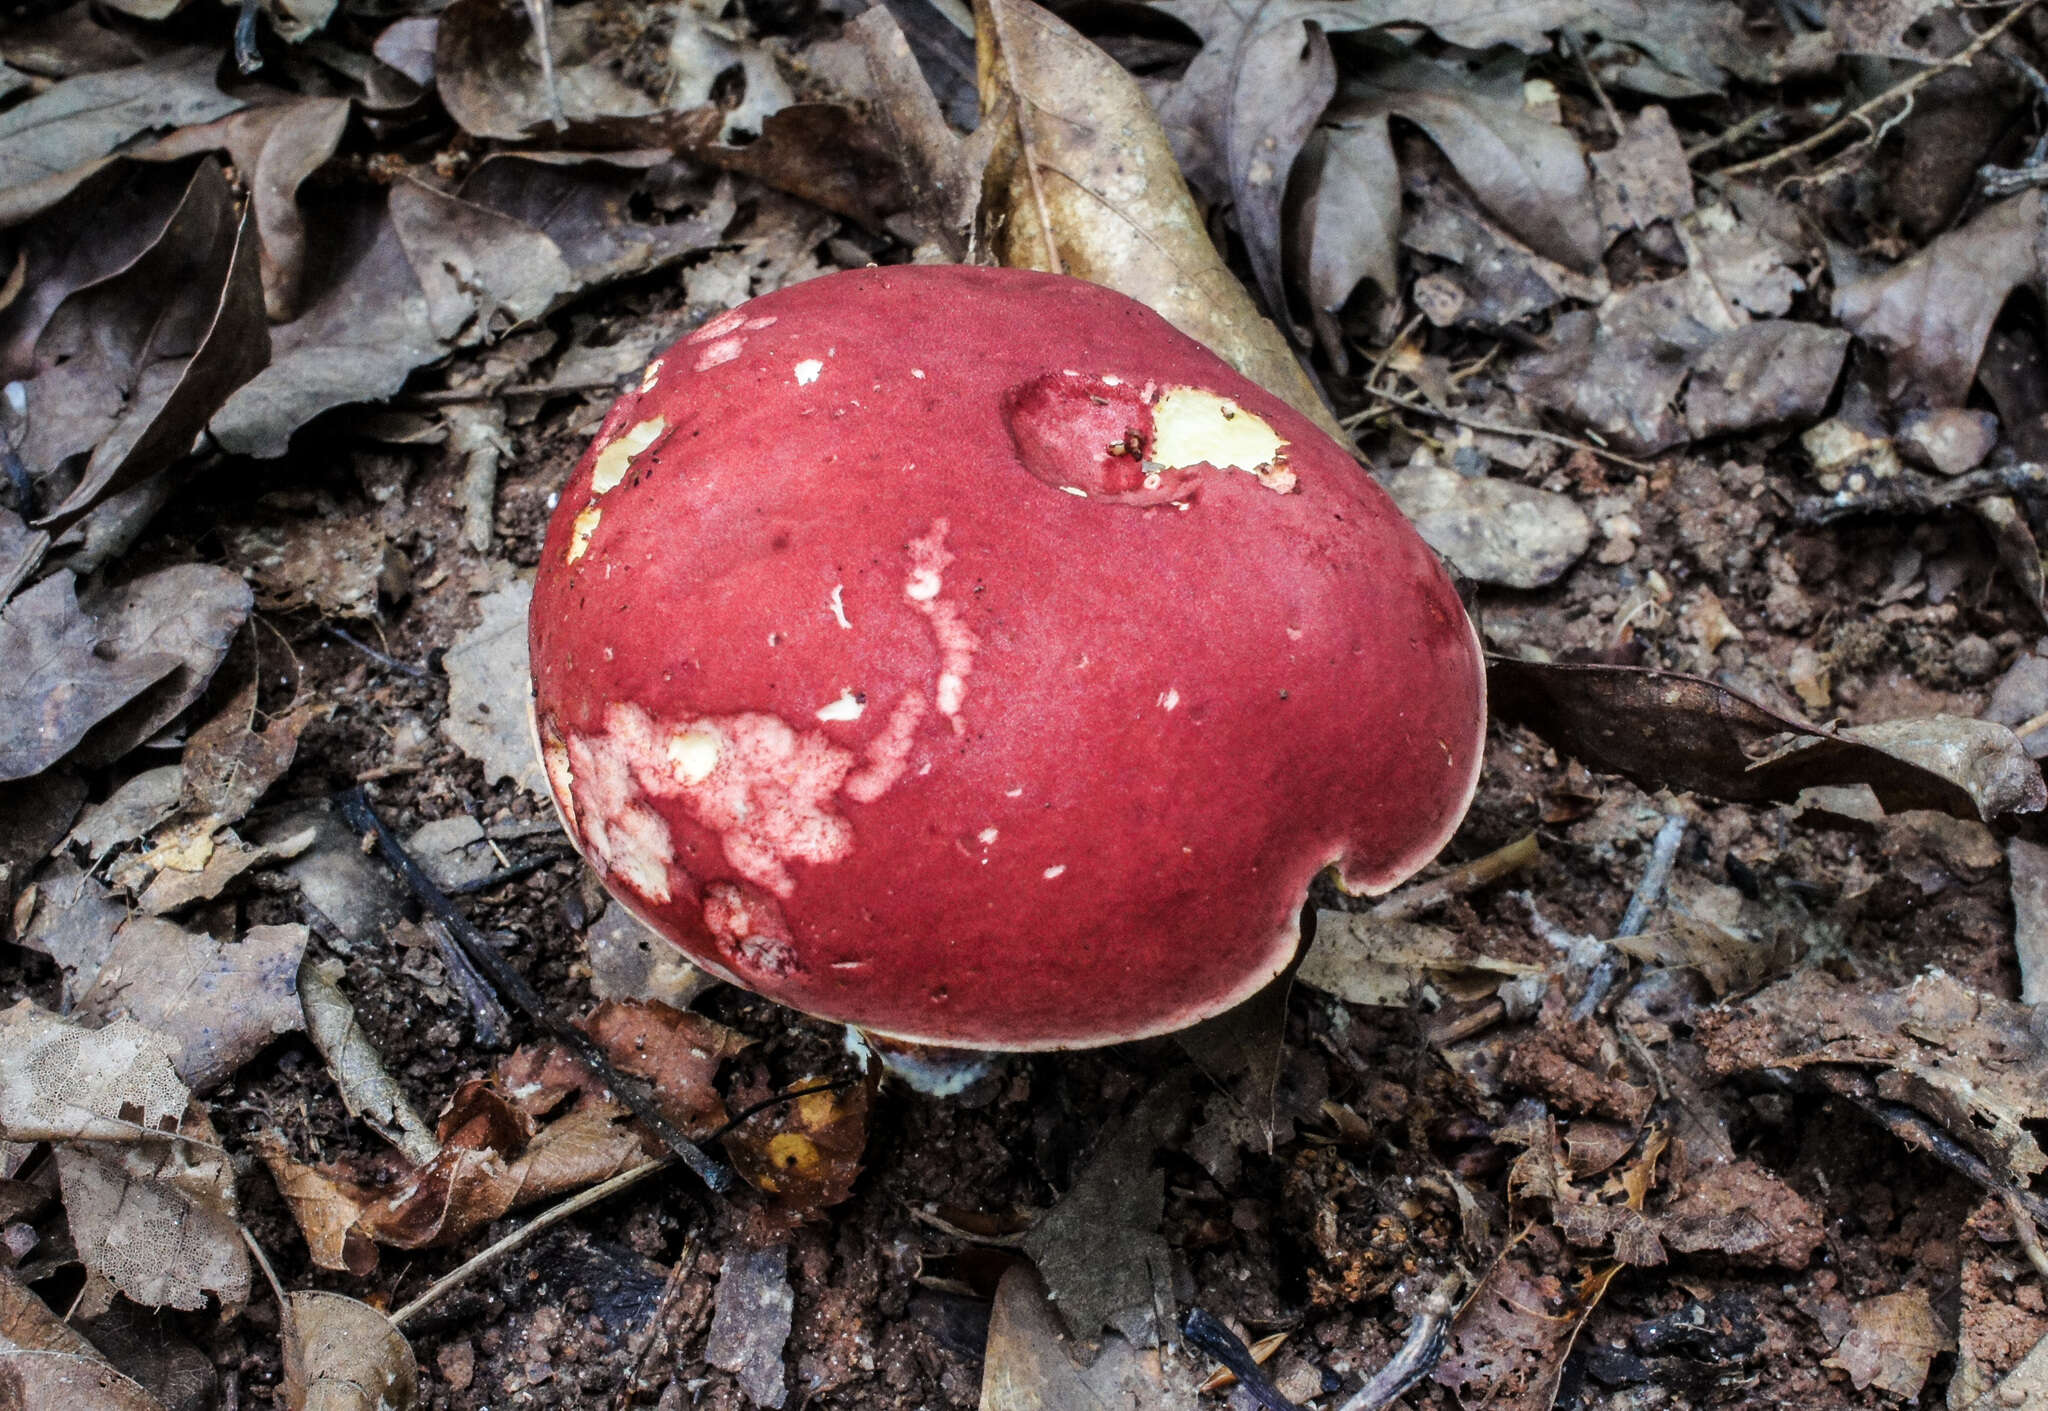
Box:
[694,337,744,372]
[904,520,979,728]
[817,689,864,723]
[536,710,579,836]
[565,504,602,563]
[1148,386,1295,492]
[793,358,824,385]
[1043,864,1066,879]
[639,359,664,392]
[687,309,746,343]
[1158,687,1180,710]
[565,731,675,904]
[843,692,927,803]
[606,703,855,899]
[828,584,851,628]
[701,881,799,977]
[590,416,667,494]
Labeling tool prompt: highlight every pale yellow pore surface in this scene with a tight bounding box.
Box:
[590,416,668,494]
[1148,387,1295,492]
[566,505,602,563]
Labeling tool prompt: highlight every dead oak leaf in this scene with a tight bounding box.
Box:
[0,573,179,784]
[1826,1289,1950,1398]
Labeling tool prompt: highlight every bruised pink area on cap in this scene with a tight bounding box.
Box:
[530,266,1485,1051]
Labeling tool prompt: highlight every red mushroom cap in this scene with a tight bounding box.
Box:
[530,266,1484,1051]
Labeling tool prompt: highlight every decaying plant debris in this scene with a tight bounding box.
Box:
[13,0,2048,1407]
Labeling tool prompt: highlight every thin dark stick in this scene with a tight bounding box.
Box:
[1181,1308,1301,1411]
[444,854,568,895]
[324,625,431,680]
[420,916,515,1047]
[337,787,737,1195]
[1822,1074,2048,1227]
[1792,461,2048,526]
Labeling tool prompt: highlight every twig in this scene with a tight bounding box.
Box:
[1791,460,2048,525]
[443,853,570,896]
[1342,383,1655,473]
[1684,108,1780,162]
[1368,833,1541,923]
[401,378,629,408]
[337,787,737,1195]
[2004,1191,2048,1284]
[1571,811,1688,1022]
[1716,0,2045,179]
[1337,1273,1463,1411]
[419,916,516,1048]
[1819,1071,2048,1227]
[239,1225,290,1313]
[1181,1309,1301,1411]
[324,625,430,680]
[1562,29,1622,138]
[389,1158,670,1329]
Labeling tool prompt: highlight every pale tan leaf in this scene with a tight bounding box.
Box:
[282,1292,417,1411]
[972,0,1349,446]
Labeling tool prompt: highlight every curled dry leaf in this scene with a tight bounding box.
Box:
[0,572,180,783]
[581,999,753,1136]
[973,0,1348,445]
[146,98,353,322]
[1834,192,2043,409]
[1488,657,2048,824]
[282,1291,418,1411]
[1824,1289,1949,1399]
[24,160,268,531]
[297,956,438,1164]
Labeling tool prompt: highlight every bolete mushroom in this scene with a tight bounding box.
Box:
[530,266,1484,1064]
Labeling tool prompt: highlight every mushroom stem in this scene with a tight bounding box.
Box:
[848,1028,1000,1098]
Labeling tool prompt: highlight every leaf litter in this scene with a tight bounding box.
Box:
[12,0,2048,1405]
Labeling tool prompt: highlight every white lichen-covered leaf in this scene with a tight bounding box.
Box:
[0,1003,188,1143]
[56,1103,248,1313]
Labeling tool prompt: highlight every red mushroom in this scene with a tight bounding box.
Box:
[529,266,1483,1056]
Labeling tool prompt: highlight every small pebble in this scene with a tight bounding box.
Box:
[1953,633,1999,683]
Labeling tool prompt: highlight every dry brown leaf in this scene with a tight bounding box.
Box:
[145,98,353,321]
[723,1076,870,1233]
[0,1003,187,1143]
[1016,1073,1188,1341]
[1825,1289,1950,1398]
[0,1351,168,1411]
[18,860,125,1008]
[1834,192,2043,408]
[0,1265,102,1357]
[1489,658,2047,824]
[57,1102,248,1312]
[0,48,241,226]
[438,578,545,796]
[296,956,438,1164]
[281,1291,417,1411]
[980,1261,1208,1411]
[69,565,252,766]
[0,573,180,783]
[77,920,307,1092]
[583,999,752,1137]
[179,681,323,826]
[1298,909,1540,1006]
[1698,969,2048,1181]
[972,0,1348,446]
[1436,1245,1609,1409]
[23,160,268,530]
